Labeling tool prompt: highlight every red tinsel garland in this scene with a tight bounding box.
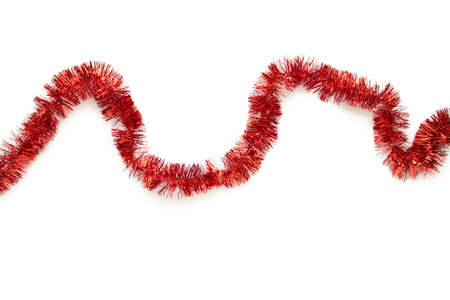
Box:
[0,57,449,196]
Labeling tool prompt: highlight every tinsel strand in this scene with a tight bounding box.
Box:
[0,57,449,196]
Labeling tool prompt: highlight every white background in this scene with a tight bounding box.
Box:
[0,1,449,299]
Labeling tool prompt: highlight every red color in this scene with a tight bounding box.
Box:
[0,58,449,196]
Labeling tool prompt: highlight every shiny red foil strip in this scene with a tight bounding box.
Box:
[0,58,449,196]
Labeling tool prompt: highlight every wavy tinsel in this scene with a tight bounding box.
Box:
[0,57,449,196]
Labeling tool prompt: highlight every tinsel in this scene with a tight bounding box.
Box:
[0,57,449,196]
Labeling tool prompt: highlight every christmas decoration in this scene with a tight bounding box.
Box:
[0,57,449,197]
